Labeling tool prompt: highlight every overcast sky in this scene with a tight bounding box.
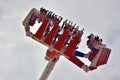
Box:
[0,0,120,80]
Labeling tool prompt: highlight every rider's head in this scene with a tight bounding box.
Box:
[87,34,94,41]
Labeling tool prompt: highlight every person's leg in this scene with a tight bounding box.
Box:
[74,50,85,57]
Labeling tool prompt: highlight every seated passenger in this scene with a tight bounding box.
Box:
[28,14,37,26]
[74,34,100,60]
[38,7,47,23]
[74,34,105,72]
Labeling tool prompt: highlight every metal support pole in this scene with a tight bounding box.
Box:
[39,55,60,80]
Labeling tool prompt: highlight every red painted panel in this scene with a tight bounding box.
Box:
[54,29,70,51]
[64,33,81,57]
[46,49,58,59]
[95,48,111,66]
[34,18,49,39]
[44,24,59,45]
[103,49,111,64]
[68,55,84,68]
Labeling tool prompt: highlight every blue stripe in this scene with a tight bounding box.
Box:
[74,50,85,57]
